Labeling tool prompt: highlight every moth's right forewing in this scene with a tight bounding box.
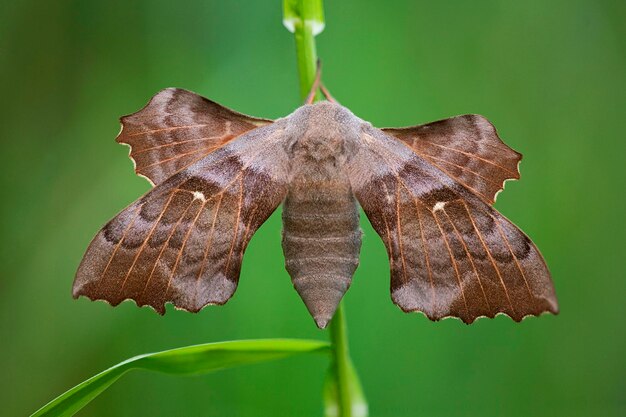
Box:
[383,115,521,204]
[74,123,289,314]
[347,126,557,323]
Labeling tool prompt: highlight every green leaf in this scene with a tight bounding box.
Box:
[32,339,330,417]
[323,358,368,417]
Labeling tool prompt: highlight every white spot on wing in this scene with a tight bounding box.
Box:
[433,201,446,212]
[192,191,206,202]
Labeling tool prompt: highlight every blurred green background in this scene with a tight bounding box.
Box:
[1,1,624,416]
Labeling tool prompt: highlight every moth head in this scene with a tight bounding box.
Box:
[285,102,361,162]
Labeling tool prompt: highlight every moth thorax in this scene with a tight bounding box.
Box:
[281,177,362,328]
[291,136,345,163]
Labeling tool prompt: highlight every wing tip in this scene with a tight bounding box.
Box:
[117,87,183,129]
[465,113,524,161]
[115,87,190,145]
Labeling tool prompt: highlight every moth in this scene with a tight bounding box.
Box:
[74,86,558,328]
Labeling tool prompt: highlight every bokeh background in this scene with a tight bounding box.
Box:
[1,1,624,416]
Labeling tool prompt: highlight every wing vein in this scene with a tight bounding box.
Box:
[442,207,490,309]
[394,177,409,285]
[223,174,245,276]
[139,148,211,170]
[120,191,177,291]
[140,196,197,299]
[163,170,246,295]
[423,154,504,187]
[489,212,534,298]
[195,193,224,286]
[414,199,436,311]
[133,139,220,155]
[462,201,516,315]
[126,124,214,137]
[238,186,266,264]
[418,141,518,176]
[429,206,469,315]
[97,206,142,288]
[165,199,207,296]
[378,181,394,259]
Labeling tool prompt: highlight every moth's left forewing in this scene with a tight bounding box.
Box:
[74,122,290,314]
[347,125,558,323]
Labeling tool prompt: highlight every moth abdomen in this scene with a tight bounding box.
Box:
[281,180,362,329]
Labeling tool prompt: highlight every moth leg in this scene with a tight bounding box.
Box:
[320,83,339,104]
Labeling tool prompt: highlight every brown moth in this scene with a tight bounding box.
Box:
[73,87,558,328]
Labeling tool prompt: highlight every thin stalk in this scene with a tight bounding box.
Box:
[283,0,324,100]
[328,304,353,417]
[293,18,319,101]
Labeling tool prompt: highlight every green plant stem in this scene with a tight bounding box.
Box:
[328,304,353,417]
[293,18,319,100]
[284,0,322,101]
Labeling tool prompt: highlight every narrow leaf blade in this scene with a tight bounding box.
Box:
[32,339,329,417]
